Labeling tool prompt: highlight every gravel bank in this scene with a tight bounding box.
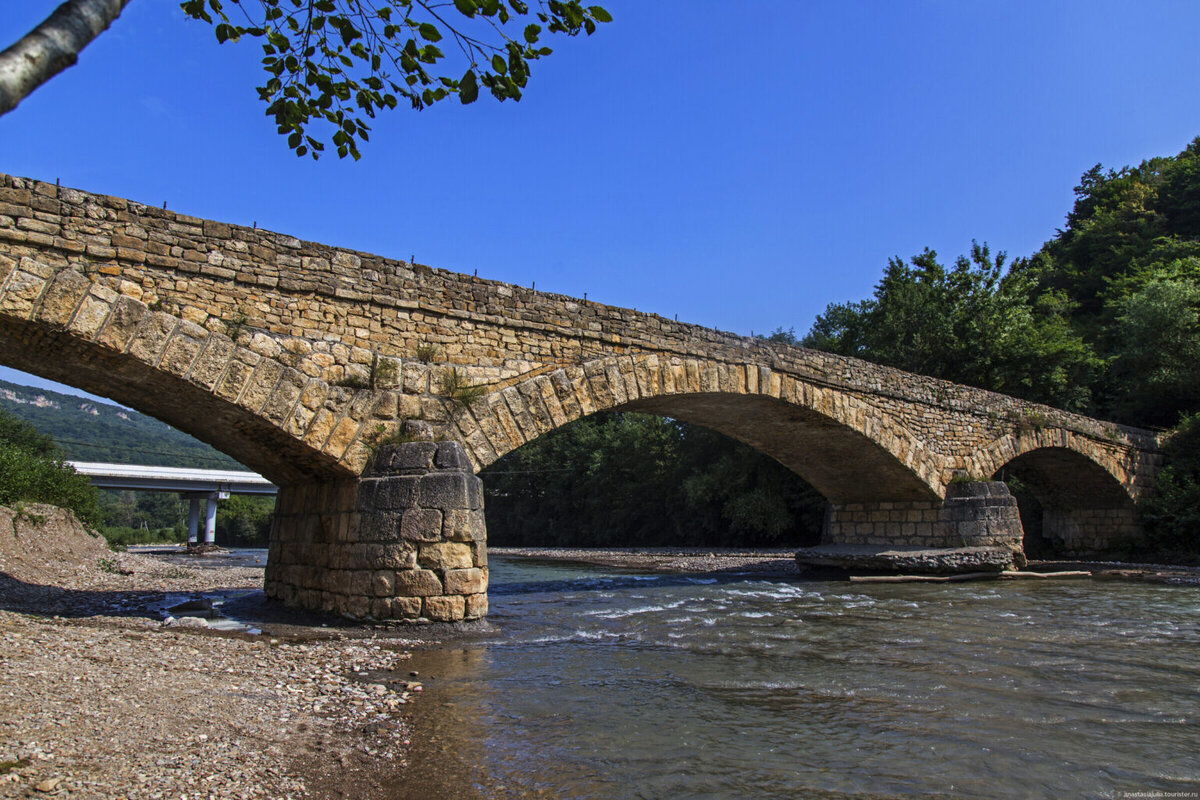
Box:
[0,505,427,799]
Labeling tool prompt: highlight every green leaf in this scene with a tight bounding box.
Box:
[459,69,479,104]
[454,0,478,15]
[491,54,507,75]
[588,6,612,23]
[418,22,442,42]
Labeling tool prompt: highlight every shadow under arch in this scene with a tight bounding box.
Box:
[0,307,351,486]
[991,446,1141,557]
[460,354,940,505]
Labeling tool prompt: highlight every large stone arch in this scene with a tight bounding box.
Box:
[449,354,943,503]
[0,263,356,484]
[973,430,1145,555]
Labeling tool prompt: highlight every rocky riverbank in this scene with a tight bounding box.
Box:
[0,505,429,800]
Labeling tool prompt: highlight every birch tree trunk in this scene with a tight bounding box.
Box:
[0,0,133,117]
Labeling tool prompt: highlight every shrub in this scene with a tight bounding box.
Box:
[0,410,103,528]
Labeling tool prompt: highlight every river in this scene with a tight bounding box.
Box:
[387,554,1200,800]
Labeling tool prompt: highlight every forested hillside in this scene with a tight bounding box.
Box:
[0,378,241,469]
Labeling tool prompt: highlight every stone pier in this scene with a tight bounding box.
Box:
[795,482,1027,573]
[264,441,488,622]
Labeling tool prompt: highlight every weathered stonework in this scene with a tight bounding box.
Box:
[798,482,1027,573]
[264,441,487,621]
[0,173,1170,617]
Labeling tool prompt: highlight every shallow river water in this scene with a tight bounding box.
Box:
[389,556,1200,800]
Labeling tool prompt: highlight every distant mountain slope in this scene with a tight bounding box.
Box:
[0,379,243,469]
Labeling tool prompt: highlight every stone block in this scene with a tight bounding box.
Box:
[388,442,438,474]
[128,311,178,363]
[471,540,488,567]
[418,542,473,570]
[347,569,373,597]
[372,570,394,597]
[67,294,112,339]
[394,568,443,596]
[418,472,472,510]
[344,595,371,619]
[394,596,423,619]
[444,567,488,595]
[364,543,417,570]
[96,295,147,351]
[158,332,203,377]
[435,441,471,470]
[464,594,489,620]
[423,595,466,622]
[443,508,485,542]
[401,508,443,542]
[37,268,90,326]
[372,477,419,510]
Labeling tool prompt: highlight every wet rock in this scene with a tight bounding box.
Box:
[794,544,1019,574]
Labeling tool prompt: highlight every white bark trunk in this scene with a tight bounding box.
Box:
[0,0,134,116]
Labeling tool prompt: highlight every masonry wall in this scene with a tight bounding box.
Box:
[0,173,1159,469]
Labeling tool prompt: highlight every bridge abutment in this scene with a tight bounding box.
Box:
[264,442,488,622]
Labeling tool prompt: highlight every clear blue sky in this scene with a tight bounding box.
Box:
[3,0,1200,398]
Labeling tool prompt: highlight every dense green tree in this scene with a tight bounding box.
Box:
[216,494,274,546]
[1,0,610,159]
[1030,137,1200,342]
[804,243,1100,411]
[1107,269,1200,426]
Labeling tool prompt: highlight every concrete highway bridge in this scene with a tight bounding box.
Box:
[0,173,1162,622]
[68,461,274,545]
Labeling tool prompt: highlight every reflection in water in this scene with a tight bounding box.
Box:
[391,557,1200,799]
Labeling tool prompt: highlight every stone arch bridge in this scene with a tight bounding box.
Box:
[0,173,1162,621]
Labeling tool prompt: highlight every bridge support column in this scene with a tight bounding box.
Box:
[203,493,218,545]
[264,441,488,622]
[798,482,1026,573]
[186,495,202,545]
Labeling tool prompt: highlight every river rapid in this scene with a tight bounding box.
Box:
[390,555,1200,800]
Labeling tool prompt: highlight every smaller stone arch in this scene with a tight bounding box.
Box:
[974,430,1146,556]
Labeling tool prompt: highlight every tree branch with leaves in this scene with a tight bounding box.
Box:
[1,0,610,159]
[179,0,611,159]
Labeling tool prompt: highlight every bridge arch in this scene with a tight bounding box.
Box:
[974,430,1144,555]
[451,354,943,504]
[0,263,353,485]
